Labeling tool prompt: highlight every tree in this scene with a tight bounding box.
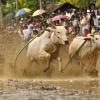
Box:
[1,0,6,4]
[38,0,60,9]
[96,0,100,7]
[60,0,96,8]
[0,0,3,28]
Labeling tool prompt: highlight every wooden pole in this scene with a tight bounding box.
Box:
[39,0,42,9]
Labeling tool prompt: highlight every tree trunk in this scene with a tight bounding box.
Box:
[0,0,3,29]
[39,0,42,9]
[16,0,18,13]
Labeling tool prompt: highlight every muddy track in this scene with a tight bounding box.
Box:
[0,30,100,78]
[0,31,100,99]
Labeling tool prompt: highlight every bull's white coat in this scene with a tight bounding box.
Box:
[27,26,68,72]
[69,35,100,58]
[69,35,100,76]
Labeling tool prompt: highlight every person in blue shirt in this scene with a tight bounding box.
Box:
[96,18,100,29]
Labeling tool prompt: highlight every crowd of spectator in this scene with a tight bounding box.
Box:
[16,7,100,41]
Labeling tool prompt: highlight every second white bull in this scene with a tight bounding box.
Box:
[69,35,100,77]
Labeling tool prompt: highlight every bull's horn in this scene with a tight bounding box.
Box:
[49,22,56,29]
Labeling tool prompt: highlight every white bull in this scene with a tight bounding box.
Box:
[27,26,68,72]
[69,35,100,77]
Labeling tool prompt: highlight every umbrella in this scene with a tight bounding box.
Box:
[15,9,26,17]
[32,9,46,17]
[15,8,31,17]
[23,8,31,13]
[52,15,64,21]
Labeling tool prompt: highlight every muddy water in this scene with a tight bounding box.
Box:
[0,79,99,100]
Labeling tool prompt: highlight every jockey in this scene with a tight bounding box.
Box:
[83,29,90,37]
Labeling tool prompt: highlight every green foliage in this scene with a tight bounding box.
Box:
[1,0,100,15]
[96,0,100,7]
[17,0,39,11]
[2,0,15,15]
[1,0,6,5]
[1,0,63,15]
[60,0,97,8]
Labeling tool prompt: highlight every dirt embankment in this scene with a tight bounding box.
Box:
[0,30,100,78]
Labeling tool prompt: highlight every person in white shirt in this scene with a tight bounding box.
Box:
[65,10,71,19]
[93,14,98,26]
[22,25,32,41]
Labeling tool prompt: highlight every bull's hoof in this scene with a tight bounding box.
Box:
[60,69,64,73]
[89,69,98,77]
[44,67,49,72]
[65,41,69,45]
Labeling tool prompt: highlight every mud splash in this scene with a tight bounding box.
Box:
[0,30,100,78]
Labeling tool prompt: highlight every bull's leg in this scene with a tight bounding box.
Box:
[39,51,51,72]
[57,57,62,72]
[44,56,51,72]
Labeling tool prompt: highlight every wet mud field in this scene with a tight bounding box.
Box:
[0,79,100,100]
[0,30,100,99]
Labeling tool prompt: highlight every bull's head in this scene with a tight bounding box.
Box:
[47,25,68,45]
[85,34,100,47]
[93,35,100,48]
[82,34,100,55]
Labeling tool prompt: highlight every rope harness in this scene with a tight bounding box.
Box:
[13,34,40,73]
